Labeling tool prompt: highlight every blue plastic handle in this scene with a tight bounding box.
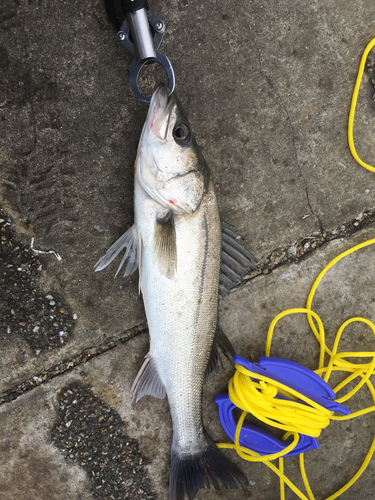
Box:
[234,355,350,415]
[215,393,319,457]
[215,356,349,458]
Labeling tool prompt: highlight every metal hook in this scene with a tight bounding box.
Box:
[129,52,175,103]
[117,10,175,103]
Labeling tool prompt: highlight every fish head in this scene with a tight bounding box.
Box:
[136,84,210,214]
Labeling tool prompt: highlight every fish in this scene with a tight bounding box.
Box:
[95,84,257,499]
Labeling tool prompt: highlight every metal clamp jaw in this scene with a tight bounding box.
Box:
[117,9,175,103]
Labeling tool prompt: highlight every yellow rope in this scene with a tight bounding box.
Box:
[217,238,375,499]
[348,37,375,172]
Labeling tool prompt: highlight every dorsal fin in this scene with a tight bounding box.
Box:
[219,221,259,298]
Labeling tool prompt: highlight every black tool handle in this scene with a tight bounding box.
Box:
[105,0,149,30]
[121,0,148,13]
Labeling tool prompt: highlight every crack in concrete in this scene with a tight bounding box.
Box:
[246,208,375,278]
[0,322,148,406]
[279,104,324,234]
[30,98,38,154]
[250,35,324,233]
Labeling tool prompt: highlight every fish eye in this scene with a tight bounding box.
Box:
[173,123,191,144]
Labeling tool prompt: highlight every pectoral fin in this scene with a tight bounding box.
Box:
[153,212,177,278]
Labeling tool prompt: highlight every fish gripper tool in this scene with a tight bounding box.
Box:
[105,0,175,103]
[215,355,350,458]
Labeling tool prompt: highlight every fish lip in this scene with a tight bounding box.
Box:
[145,84,173,140]
[135,84,172,180]
[150,83,170,109]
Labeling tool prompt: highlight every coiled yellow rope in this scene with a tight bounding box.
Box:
[217,239,375,499]
[348,37,375,172]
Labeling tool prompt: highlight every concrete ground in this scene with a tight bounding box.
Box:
[1,0,375,498]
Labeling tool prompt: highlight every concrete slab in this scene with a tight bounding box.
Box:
[0,208,146,396]
[0,0,147,393]
[1,227,375,499]
[220,226,375,369]
[1,0,375,389]
[1,0,375,499]
[155,0,375,256]
[0,334,158,500]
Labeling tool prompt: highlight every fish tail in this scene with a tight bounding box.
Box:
[169,431,247,500]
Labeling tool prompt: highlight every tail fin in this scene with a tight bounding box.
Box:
[169,432,247,500]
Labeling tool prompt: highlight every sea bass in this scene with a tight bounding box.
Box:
[95,84,255,499]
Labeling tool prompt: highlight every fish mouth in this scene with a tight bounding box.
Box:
[145,84,174,141]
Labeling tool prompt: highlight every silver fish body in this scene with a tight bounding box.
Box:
[136,173,221,455]
[96,85,248,499]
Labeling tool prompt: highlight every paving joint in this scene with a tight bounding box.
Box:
[236,208,375,281]
[0,322,148,406]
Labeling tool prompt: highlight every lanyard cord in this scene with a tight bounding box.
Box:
[348,38,375,172]
[218,239,375,500]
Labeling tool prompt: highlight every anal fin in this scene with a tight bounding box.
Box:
[131,353,166,402]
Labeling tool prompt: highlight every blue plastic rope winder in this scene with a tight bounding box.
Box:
[215,355,349,458]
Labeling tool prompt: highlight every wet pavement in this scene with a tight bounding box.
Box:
[1,0,375,499]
